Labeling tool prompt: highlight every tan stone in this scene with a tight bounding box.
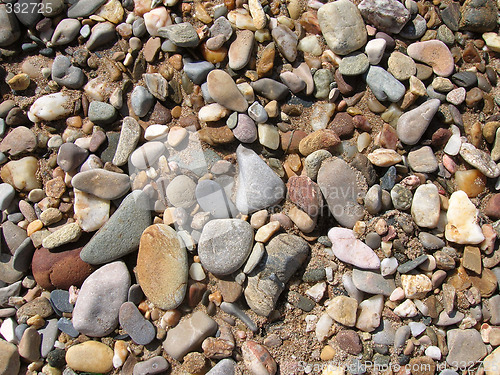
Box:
[326,296,358,327]
[66,341,113,373]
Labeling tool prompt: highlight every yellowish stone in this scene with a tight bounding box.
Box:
[66,341,114,374]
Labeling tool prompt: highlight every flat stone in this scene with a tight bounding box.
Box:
[335,330,362,355]
[207,70,248,112]
[0,127,36,156]
[445,190,485,244]
[16,297,53,324]
[397,99,441,145]
[18,326,40,362]
[195,179,238,219]
[358,0,410,33]
[272,25,298,62]
[0,183,14,210]
[356,294,384,332]
[397,254,428,273]
[339,52,370,76]
[446,329,487,366]
[198,219,253,275]
[133,356,170,375]
[364,65,406,102]
[57,143,88,172]
[352,269,396,296]
[131,86,154,118]
[318,0,367,55]
[80,191,152,265]
[166,175,197,208]
[387,51,416,81]
[399,14,427,40]
[159,22,199,47]
[42,223,82,250]
[130,141,166,170]
[137,224,188,309]
[245,234,309,316]
[68,0,107,17]
[72,169,130,200]
[407,146,438,173]
[407,40,455,77]
[287,176,323,219]
[411,184,440,228]
[72,261,130,337]
[163,311,218,361]
[233,114,257,143]
[52,55,85,89]
[459,0,498,32]
[86,22,116,50]
[326,295,358,326]
[234,145,285,214]
[250,78,289,101]
[401,274,433,298]
[241,341,277,375]
[228,30,254,70]
[183,61,215,85]
[328,227,380,269]
[51,18,81,46]
[119,302,155,345]
[206,358,235,375]
[66,341,113,373]
[0,339,20,375]
[460,142,500,178]
[0,4,21,47]
[317,158,366,229]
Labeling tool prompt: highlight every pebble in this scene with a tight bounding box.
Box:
[446,329,487,367]
[326,295,358,327]
[245,234,309,316]
[80,191,152,264]
[251,78,289,101]
[66,341,113,373]
[16,296,53,323]
[18,326,40,362]
[234,145,285,213]
[133,356,170,375]
[86,22,116,50]
[119,302,155,345]
[411,184,440,228]
[445,190,485,245]
[137,224,188,309]
[206,358,235,375]
[397,99,440,145]
[459,0,497,32]
[72,169,130,200]
[228,30,254,70]
[0,5,21,47]
[241,341,277,375]
[339,52,369,76]
[233,114,257,143]
[198,219,253,275]
[207,70,248,112]
[365,38,386,65]
[51,19,81,46]
[131,86,154,118]
[28,93,73,122]
[367,148,403,167]
[364,65,406,102]
[143,7,171,37]
[399,14,427,40]
[1,156,40,192]
[318,0,367,55]
[52,55,85,89]
[196,179,238,218]
[352,269,396,296]
[407,40,454,77]
[41,223,82,250]
[163,311,218,361]
[317,158,366,229]
[74,190,109,232]
[248,102,268,123]
[113,117,141,166]
[130,141,166,170]
[166,175,196,208]
[72,261,130,337]
[328,227,380,269]
[356,294,384,332]
[358,0,410,34]
[57,143,88,172]
[0,183,15,210]
[460,142,500,178]
[183,61,215,85]
[272,25,298,63]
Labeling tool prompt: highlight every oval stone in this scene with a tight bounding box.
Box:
[66,341,113,374]
[207,70,248,112]
[137,224,188,310]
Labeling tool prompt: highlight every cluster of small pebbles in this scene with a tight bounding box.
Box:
[1,0,500,374]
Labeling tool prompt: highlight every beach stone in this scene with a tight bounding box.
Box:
[452,71,478,88]
[241,341,277,375]
[68,0,107,17]
[183,61,214,85]
[32,244,95,290]
[0,339,20,375]
[72,261,130,337]
[401,274,433,298]
[0,183,14,210]
[0,127,37,156]
[445,190,485,244]
[163,311,218,361]
[356,294,384,332]
[387,51,416,81]
[272,25,298,62]
[131,86,154,118]
[198,219,253,275]
[74,189,110,232]
[16,297,53,323]
[210,16,232,43]
[144,73,168,101]
[484,347,500,375]
[133,356,170,375]
[251,79,289,101]
[86,22,116,50]
[42,223,82,249]
[88,102,117,126]
[0,4,20,47]
[328,227,380,269]
[317,158,366,229]
[460,142,500,178]
[364,66,406,102]
[233,114,257,143]
[166,175,197,208]
[57,143,88,172]
[446,329,487,366]
[365,38,386,65]
[72,169,129,200]
[206,358,235,375]
[112,117,141,166]
[358,0,410,34]
[399,14,427,39]
[397,99,440,145]
[228,30,254,70]
[326,296,358,326]
[459,0,497,32]
[338,52,369,76]
[52,55,85,89]
[18,326,40,362]
[287,176,323,218]
[160,22,199,47]
[411,184,440,228]
[28,93,72,122]
[0,157,40,192]
[66,341,113,373]
[119,302,155,345]
[51,18,81,46]
[335,330,362,355]
[484,194,500,219]
[318,0,367,55]
[137,224,187,309]
[408,146,438,173]
[80,191,152,264]
[245,234,309,316]
[207,70,248,112]
[130,141,166,169]
[234,145,285,214]
[195,179,238,219]
[280,71,306,93]
[407,40,454,77]
[299,129,340,156]
[352,269,396,296]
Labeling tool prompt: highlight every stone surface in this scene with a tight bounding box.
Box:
[207,70,248,112]
[66,341,114,373]
[72,261,130,337]
[446,329,487,366]
[119,301,156,345]
[352,269,396,296]
[0,339,20,375]
[326,295,358,327]
[234,145,286,214]
[397,99,441,145]
[163,311,218,361]
[407,40,455,77]
[196,179,238,219]
[228,30,254,71]
[358,0,410,34]
[72,169,130,200]
[411,184,440,228]
[198,219,254,275]
[80,191,152,264]
[328,227,380,269]
[318,0,367,55]
[137,224,188,309]
[364,66,406,102]
[317,158,366,229]
[445,190,485,244]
